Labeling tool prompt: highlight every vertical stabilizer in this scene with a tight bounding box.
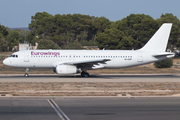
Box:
[140,23,172,52]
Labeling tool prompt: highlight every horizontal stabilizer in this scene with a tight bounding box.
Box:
[153,52,175,57]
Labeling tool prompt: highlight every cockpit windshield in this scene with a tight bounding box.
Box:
[10,54,18,58]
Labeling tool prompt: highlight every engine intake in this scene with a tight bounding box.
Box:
[55,65,80,74]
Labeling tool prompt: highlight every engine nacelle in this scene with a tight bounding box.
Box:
[55,65,80,74]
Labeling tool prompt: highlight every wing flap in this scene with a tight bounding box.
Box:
[66,59,110,65]
[64,59,111,68]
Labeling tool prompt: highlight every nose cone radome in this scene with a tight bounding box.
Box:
[3,59,8,66]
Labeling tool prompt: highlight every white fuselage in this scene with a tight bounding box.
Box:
[3,49,170,69]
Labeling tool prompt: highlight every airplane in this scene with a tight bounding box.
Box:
[3,23,174,77]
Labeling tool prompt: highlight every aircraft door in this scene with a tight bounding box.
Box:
[137,52,143,62]
[24,51,29,62]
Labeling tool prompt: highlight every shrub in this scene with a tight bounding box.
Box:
[154,58,173,68]
[0,55,6,61]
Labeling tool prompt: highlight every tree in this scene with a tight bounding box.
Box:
[0,24,8,37]
[156,13,180,49]
[96,28,125,49]
[0,24,9,52]
[37,39,61,49]
[64,41,82,49]
[29,12,98,48]
[154,58,173,68]
[116,14,159,49]
[28,12,180,50]
[96,14,158,50]
[0,33,8,51]
[93,17,111,33]
[7,31,23,51]
[117,36,138,50]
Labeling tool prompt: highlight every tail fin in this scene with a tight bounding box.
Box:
[140,23,172,52]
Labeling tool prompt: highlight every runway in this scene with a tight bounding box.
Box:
[0,96,180,120]
[0,74,180,82]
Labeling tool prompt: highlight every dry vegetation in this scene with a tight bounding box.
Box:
[0,82,180,96]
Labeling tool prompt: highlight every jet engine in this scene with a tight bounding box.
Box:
[54,65,80,74]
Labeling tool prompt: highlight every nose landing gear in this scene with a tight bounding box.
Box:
[24,68,29,77]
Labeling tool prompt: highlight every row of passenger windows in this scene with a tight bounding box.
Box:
[31,55,132,58]
[10,55,18,58]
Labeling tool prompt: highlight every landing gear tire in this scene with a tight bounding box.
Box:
[24,73,29,77]
[81,71,89,78]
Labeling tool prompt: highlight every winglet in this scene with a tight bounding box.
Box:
[139,23,172,52]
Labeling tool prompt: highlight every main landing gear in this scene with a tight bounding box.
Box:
[81,71,89,77]
[24,68,29,77]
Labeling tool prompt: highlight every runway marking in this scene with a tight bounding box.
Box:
[48,99,70,120]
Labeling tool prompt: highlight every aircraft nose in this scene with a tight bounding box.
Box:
[3,59,8,66]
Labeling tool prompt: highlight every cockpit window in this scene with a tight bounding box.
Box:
[10,54,18,58]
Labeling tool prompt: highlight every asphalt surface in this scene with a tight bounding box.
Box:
[0,74,180,82]
[0,97,180,120]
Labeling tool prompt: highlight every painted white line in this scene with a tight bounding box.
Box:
[48,99,70,120]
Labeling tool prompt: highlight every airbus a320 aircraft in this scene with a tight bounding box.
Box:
[3,23,174,77]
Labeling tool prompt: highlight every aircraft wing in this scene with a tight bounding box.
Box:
[64,59,111,69]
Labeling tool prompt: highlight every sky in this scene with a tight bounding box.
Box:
[0,0,180,28]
